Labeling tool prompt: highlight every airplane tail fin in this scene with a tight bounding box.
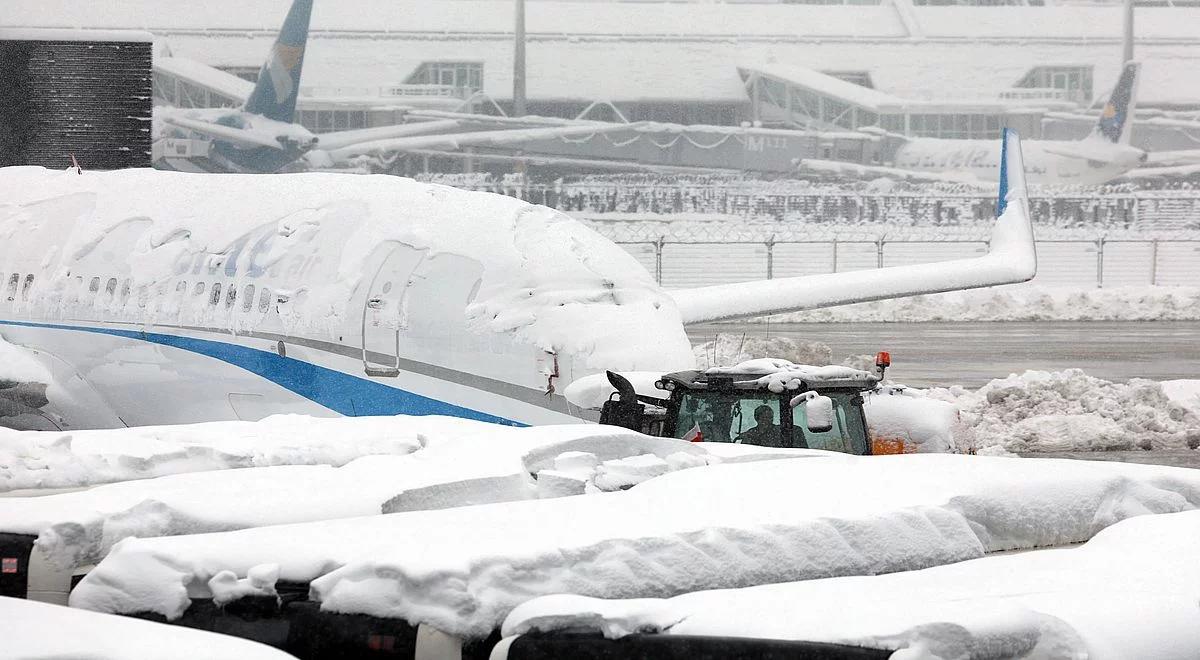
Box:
[243,0,313,123]
[669,130,1036,324]
[1090,61,1140,146]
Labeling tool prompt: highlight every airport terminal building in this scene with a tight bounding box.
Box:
[9,0,1200,167]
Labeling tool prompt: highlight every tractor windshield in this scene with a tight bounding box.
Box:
[673,390,868,454]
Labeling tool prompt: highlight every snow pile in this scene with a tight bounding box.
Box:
[0,334,54,430]
[0,420,673,570]
[0,414,437,492]
[0,334,51,385]
[927,370,1200,452]
[864,386,964,454]
[72,454,1200,638]
[691,334,833,371]
[504,510,1200,660]
[1,596,295,660]
[1163,380,1200,418]
[756,284,1200,323]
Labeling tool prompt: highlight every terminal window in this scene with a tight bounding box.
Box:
[405,62,483,92]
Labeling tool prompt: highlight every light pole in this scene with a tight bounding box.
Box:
[1123,0,1134,63]
[513,0,527,117]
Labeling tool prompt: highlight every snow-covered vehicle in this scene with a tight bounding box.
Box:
[67,453,1200,659]
[568,353,920,455]
[496,509,1200,660]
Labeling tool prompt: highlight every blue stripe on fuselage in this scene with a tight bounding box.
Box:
[0,320,523,426]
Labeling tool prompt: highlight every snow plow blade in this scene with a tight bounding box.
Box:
[669,129,1037,324]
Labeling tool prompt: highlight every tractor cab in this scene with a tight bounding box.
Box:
[579,355,890,455]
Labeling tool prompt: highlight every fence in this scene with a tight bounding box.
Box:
[418,174,1200,233]
[610,238,1200,289]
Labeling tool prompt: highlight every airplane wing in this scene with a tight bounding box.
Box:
[1143,149,1200,167]
[670,129,1037,324]
[328,122,638,161]
[161,115,286,151]
[1041,141,1143,164]
[312,119,462,151]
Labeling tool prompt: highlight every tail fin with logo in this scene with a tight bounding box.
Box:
[1091,61,1140,146]
[243,0,313,123]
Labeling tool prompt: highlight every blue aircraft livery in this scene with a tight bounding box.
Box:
[244,0,312,123]
[1095,62,1139,144]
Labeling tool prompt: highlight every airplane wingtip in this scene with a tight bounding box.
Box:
[997,128,1029,217]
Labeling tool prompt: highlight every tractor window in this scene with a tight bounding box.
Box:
[791,392,868,455]
[674,392,784,447]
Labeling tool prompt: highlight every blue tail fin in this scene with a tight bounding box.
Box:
[1092,61,1140,145]
[243,0,313,123]
[997,128,1027,216]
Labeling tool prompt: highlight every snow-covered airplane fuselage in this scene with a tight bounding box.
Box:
[893,138,1144,186]
[891,62,1144,186]
[0,169,697,429]
[0,131,1037,431]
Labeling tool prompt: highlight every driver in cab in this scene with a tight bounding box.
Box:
[736,405,784,447]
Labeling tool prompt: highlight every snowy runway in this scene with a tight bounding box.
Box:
[691,320,1200,387]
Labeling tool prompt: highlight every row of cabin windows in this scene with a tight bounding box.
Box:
[5,273,35,302]
[7,272,275,316]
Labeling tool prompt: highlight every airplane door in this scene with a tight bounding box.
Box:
[361,244,425,377]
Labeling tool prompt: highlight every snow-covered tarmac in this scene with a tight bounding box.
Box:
[691,320,1200,387]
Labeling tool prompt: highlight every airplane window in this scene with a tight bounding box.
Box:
[193,282,205,296]
[242,285,255,313]
[89,277,100,294]
[259,288,272,313]
[137,286,149,309]
[21,274,34,300]
[119,279,131,304]
[176,281,188,294]
[210,283,222,306]
[105,278,117,299]
[5,274,17,301]
[225,284,237,309]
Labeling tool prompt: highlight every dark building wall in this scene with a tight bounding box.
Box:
[0,39,151,169]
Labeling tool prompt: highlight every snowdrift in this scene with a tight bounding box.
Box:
[928,369,1200,452]
[0,418,806,571]
[0,413,445,492]
[504,509,1200,660]
[4,420,816,573]
[72,454,1200,639]
[1,595,294,660]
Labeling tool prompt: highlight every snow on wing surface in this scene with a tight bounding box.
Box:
[503,509,1200,660]
[70,454,1200,637]
[669,129,1037,323]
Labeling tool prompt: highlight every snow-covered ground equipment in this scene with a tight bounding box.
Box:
[570,353,907,455]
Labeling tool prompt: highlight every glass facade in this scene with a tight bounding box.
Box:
[1014,65,1093,103]
[404,62,484,92]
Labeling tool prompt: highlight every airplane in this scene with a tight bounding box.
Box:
[892,62,1146,186]
[154,0,634,174]
[0,129,1035,430]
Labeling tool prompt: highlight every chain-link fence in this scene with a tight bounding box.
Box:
[607,237,1200,289]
